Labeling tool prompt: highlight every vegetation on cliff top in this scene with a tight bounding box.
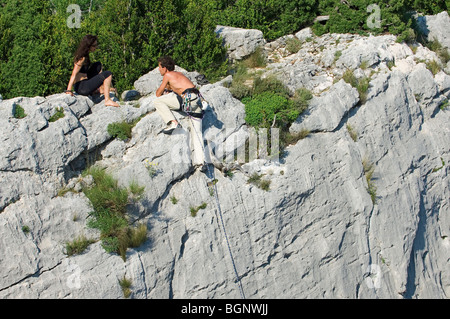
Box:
[0,0,448,99]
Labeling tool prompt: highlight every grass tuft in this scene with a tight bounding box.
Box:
[247,173,271,191]
[65,235,96,256]
[362,159,377,204]
[119,275,132,298]
[82,165,147,261]
[190,202,207,217]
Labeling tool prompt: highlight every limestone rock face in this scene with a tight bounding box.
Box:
[417,11,450,51]
[290,79,359,134]
[0,15,449,299]
[215,25,266,61]
[416,11,450,74]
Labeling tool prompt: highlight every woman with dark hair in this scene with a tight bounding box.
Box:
[65,34,119,107]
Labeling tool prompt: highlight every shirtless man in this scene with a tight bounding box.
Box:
[154,56,205,169]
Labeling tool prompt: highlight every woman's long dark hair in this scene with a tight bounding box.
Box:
[74,34,98,65]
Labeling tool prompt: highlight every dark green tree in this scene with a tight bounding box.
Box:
[43,0,86,97]
[0,0,52,98]
[411,0,448,14]
[216,0,318,40]
[0,0,448,99]
[173,0,228,80]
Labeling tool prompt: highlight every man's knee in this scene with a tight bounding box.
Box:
[155,95,180,111]
[153,99,167,110]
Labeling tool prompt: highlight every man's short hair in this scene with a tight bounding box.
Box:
[158,56,175,71]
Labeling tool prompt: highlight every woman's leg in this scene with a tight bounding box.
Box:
[76,71,109,95]
[101,73,119,107]
[87,62,103,94]
[74,71,119,107]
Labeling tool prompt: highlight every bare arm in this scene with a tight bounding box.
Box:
[66,58,84,95]
[156,74,170,97]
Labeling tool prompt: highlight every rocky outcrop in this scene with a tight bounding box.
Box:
[0,15,449,299]
[290,79,360,133]
[417,11,450,50]
[416,11,450,73]
[215,25,266,61]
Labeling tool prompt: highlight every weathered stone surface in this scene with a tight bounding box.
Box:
[416,11,450,51]
[407,63,441,118]
[295,27,313,42]
[290,79,359,133]
[349,70,450,298]
[215,25,266,61]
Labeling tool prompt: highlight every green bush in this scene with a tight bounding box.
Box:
[253,76,291,98]
[426,40,450,64]
[247,173,271,191]
[243,86,312,130]
[242,79,312,154]
[342,69,370,104]
[215,0,318,41]
[21,225,30,234]
[227,62,253,99]
[229,83,254,100]
[107,121,133,141]
[242,47,267,68]
[243,92,291,128]
[426,60,441,75]
[128,223,148,248]
[363,158,377,204]
[291,87,313,114]
[190,202,207,217]
[286,37,303,54]
[13,104,27,119]
[119,275,132,298]
[312,0,449,41]
[229,68,291,101]
[343,69,358,88]
[280,129,311,149]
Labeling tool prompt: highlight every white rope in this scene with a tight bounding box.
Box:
[187,107,246,299]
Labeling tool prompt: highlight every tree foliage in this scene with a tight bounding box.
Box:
[215,0,318,40]
[0,0,52,97]
[0,0,448,99]
[0,0,227,98]
[313,0,449,39]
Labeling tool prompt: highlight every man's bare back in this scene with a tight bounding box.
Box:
[156,64,195,97]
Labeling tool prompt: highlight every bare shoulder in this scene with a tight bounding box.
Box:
[167,71,191,84]
[172,71,187,79]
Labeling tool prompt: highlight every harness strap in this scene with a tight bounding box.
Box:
[179,88,204,119]
[182,87,200,95]
[175,93,183,109]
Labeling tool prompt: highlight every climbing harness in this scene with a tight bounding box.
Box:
[186,94,246,299]
[181,87,205,119]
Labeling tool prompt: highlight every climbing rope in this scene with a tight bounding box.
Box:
[187,106,246,300]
